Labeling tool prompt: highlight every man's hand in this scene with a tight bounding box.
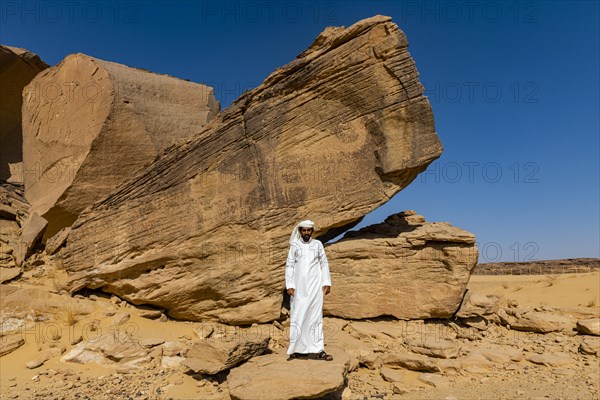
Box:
[287,288,295,296]
[323,285,331,295]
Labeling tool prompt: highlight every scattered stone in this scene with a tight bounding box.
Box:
[579,337,600,356]
[526,352,575,367]
[26,359,44,369]
[577,318,600,336]
[70,335,83,346]
[138,309,163,319]
[112,312,130,325]
[405,336,460,359]
[381,351,440,372]
[479,345,524,364]
[19,212,47,261]
[418,373,447,388]
[457,291,501,318]
[61,331,148,368]
[0,334,25,356]
[161,356,185,369]
[44,227,71,255]
[461,316,489,331]
[460,350,494,373]
[182,334,270,374]
[140,338,165,348]
[161,341,187,357]
[380,366,404,383]
[0,266,21,283]
[503,308,574,333]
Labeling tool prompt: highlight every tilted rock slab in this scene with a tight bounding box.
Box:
[499,307,575,333]
[0,45,48,183]
[182,334,271,374]
[63,15,442,324]
[324,211,478,319]
[22,53,219,240]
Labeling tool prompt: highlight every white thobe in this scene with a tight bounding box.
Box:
[285,237,331,354]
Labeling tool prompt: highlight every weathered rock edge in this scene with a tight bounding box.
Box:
[63,15,443,324]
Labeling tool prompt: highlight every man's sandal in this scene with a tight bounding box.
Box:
[287,353,308,361]
[311,351,333,361]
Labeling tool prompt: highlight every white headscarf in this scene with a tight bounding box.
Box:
[289,220,315,244]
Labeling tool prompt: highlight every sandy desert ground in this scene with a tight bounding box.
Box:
[1,267,599,400]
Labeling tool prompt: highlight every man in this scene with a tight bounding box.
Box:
[285,220,333,361]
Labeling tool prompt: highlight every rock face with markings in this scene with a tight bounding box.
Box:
[324,211,478,319]
[21,53,219,240]
[0,45,48,183]
[0,183,30,273]
[62,15,443,324]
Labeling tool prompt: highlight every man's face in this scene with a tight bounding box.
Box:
[300,227,313,242]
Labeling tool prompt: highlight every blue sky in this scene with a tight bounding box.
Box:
[2,1,598,262]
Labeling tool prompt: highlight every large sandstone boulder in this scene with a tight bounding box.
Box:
[61,16,442,324]
[0,45,49,183]
[324,211,477,319]
[22,53,219,240]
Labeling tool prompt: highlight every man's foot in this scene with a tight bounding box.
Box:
[287,352,308,361]
[309,351,333,361]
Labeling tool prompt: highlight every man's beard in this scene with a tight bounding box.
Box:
[301,233,312,242]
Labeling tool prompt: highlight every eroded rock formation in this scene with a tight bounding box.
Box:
[21,53,219,240]
[0,45,48,183]
[0,183,30,274]
[62,15,443,324]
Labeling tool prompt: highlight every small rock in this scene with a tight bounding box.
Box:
[418,373,447,388]
[162,356,185,369]
[577,319,600,336]
[138,309,163,319]
[273,320,284,330]
[140,338,165,348]
[112,312,130,325]
[26,359,44,369]
[380,366,404,383]
[70,335,83,345]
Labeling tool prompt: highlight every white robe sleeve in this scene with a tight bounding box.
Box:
[285,244,296,289]
[319,241,331,287]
